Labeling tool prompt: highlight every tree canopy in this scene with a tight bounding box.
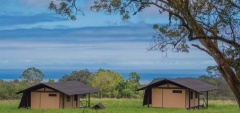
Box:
[59,69,91,84]
[49,0,240,107]
[89,69,124,98]
[118,72,142,98]
[19,67,44,86]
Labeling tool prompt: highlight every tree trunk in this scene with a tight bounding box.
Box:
[217,63,240,107]
[200,37,240,108]
[177,2,240,107]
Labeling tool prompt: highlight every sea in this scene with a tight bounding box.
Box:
[0,68,206,83]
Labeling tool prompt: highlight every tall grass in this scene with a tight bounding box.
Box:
[0,99,238,113]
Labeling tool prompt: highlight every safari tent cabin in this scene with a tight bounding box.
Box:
[16,81,99,109]
[137,78,218,109]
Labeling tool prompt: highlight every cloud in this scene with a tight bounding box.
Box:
[0,1,168,30]
[140,5,163,17]
[0,23,215,74]
[130,4,169,24]
[1,0,169,29]
[20,59,32,63]
[18,0,52,7]
[0,0,51,15]
[0,13,64,27]
[0,24,155,42]
[0,60,9,63]
[202,60,216,65]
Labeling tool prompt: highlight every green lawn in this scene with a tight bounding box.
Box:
[0,99,239,113]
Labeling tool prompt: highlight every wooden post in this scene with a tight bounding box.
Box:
[26,93,29,109]
[88,93,90,108]
[76,95,78,108]
[188,89,191,109]
[63,94,65,109]
[72,95,73,108]
[198,92,200,109]
[206,91,208,108]
[147,88,150,108]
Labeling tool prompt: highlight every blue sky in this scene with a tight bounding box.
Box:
[0,0,216,79]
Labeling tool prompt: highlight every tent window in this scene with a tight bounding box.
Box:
[195,92,198,98]
[67,95,71,102]
[74,95,78,101]
[172,90,182,93]
[49,94,57,96]
[190,91,193,99]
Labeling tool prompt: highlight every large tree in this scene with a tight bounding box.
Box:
[49,0,240,107]
[19,67,44,86]
[89,69,124,98]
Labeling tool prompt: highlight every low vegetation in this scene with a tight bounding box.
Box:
[0,99,238,113]
[1,68,237,112]
[0,68,143,100]
[0,67,236,100]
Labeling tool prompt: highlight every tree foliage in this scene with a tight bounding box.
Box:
[118,72,142,98]
[49,0,240,106]
[89,69,124,98]
[200,66,235,99]
[1,68,142,100]
[206,66,222,78]
[198,74,234,100]
[0,80,28,100]
[89,69,142,98]
[59,69,91,84]
[48,79,55,83]
[127,72,140,84]
[19,67,44,86]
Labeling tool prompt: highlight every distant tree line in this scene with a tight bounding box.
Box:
[59,68,143,98]
[0,67,142,99]
[0,80,27,100]
[0,67,44,100]
[0,66,235,100]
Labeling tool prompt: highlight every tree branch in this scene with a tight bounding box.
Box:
[192,44,212,56]
[190,36,240,48]
[140,1,194,40]
[227,0,240,9]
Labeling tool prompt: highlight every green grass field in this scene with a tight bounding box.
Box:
[0,99,239,113]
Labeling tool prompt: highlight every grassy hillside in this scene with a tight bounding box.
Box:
[0,99,238,113]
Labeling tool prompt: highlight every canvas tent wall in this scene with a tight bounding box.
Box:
[137,78,218,108]
[17,81,99,109]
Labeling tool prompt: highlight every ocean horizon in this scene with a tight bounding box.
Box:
[0,68,207,81]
